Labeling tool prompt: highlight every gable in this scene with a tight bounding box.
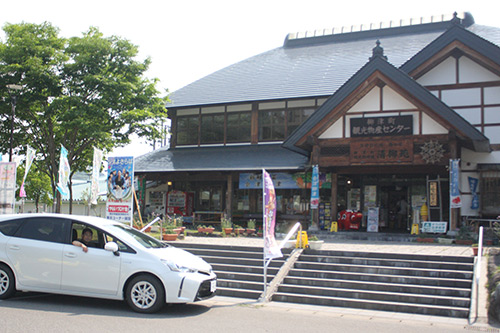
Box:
[417,54,500,86]
[402,25,500,80]
[319,84,447,140]
[283,55,489,154]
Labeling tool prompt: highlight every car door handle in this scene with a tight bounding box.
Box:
[8,245,20,251]
[64,252,77,258]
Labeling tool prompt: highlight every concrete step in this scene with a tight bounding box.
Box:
[293,261,472,279]
[299,254,474,271]
[216,287,262,299]
[302,249,474,264]
[287,268,472,288]
[217,279,264,291]
[216,271,274,283]
[211,263,280,275]
[202,255,286,268]
[282,276,471,297]
[272,292,469,318]
[277,284,470,307]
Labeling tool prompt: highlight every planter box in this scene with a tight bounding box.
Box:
[437,238,453,245]
[416,238,435,243]
[309,240,324,250]
[224,228,233,235]
[197,227,215,234]
[456,239,474,245]
[163,234,177,241]
[246,228,256,235]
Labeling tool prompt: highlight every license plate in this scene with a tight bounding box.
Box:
[210,280,217,292]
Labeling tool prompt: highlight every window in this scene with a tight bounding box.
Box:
[259,108,314,141]
[0,219,24,236]
[227,112,251,142]
[201,114,224,143]
[104,233,136,253]
[15,217,67,243]
[259,110,285,141]
[71,223,104,249]
[177,115,199,145]
[287,108,315,135]
[481,170,500,216]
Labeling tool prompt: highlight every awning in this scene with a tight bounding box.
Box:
[134,144,309,173]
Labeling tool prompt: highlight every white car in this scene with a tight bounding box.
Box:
[0,214,216,313]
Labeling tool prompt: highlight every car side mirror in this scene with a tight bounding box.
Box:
[105,242,120,256]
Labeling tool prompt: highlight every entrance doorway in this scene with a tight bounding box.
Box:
[383,186,409,231]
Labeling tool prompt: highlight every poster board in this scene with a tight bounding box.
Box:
[367,207,379,232]
[106,156,134,223]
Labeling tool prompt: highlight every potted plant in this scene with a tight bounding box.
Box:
[246,219,256,235]
[163,228,178,241]
[471,243,482,256]
[234,225,245,235]
[456,225,475,245]
[308,235,324,250]
[221,217,233,235]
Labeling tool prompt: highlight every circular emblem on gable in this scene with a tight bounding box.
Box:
[420,140,445,164]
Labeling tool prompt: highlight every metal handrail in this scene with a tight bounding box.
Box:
[469,226,483,324]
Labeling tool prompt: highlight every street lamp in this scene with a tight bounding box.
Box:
[6,84,22,162]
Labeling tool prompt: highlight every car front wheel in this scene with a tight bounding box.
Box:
[0,264,16,299]
[125,274,165,313]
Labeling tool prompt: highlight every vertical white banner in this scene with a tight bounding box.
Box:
[106,156,134,223]
[0,162,17,214]
[19,145,35,198]
[56,145,70,196]
[90,148,103,205]
[263,169,282,260]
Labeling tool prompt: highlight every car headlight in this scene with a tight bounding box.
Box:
[161,259,197,273]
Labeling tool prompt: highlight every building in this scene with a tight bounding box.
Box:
[135,12,500,232]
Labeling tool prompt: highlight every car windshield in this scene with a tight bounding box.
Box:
[113,224,167,249]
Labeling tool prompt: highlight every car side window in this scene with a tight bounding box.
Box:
[15,217,66,243]
[104,233,136,254]
[0,219,24,236]
[71,223,105,249]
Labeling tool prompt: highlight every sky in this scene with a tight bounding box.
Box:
[1,0,499,157]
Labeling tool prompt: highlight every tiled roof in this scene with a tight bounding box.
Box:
[134,144,309,173]
[166,14,500,109]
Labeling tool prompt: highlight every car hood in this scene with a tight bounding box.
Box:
[151,246,212,273]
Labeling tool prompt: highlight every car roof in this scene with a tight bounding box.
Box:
[0,213,118,229]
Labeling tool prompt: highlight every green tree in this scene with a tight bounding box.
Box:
[16,163,53,213]
[1,22,168,212]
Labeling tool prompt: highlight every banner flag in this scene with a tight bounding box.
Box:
[310,165,319,209]
[19,146,35,198]
[468,176,479,210]
[263,169,282,260]
[450,159,462,208]
[56,145,70,196]
[90,148,103,205]
[0,162,17,214]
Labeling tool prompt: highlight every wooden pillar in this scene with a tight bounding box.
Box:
[226,173,233,219]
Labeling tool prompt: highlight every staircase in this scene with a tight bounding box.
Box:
[171,242,474,318]
[272,249,474,318]
[172,242,292,299]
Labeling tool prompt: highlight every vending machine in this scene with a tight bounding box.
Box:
[166,190,194,217]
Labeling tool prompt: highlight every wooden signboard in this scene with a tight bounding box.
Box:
[350,139,413,164]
